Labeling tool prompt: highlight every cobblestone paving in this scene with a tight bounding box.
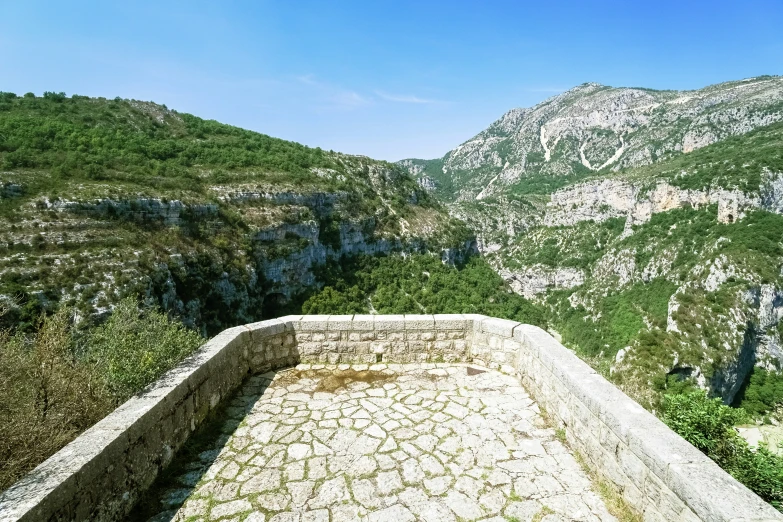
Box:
[144,364,616,522]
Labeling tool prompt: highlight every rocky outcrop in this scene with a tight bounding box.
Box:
[49,197,219,226]
[143,211,475,333]
[406,76,783,203]
[543,177,780,227]
[661,279,783,403]
[500,265,585,299]
[0,181,23,198]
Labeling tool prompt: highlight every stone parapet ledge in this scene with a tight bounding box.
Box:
[0,314,779,522]
[510,323,781,522]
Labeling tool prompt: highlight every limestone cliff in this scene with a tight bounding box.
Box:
[0,93,474,335]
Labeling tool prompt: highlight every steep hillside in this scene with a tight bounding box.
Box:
[494,122,783,408]
[401,76,783,252]
[0,92,473,335]
[398,77,783,409]
[416,76,783,201]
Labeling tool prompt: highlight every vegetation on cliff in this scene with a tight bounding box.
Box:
[0,92,471,336]
[301,254,545,325]
[396,80,783,510]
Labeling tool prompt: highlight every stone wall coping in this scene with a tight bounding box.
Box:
[0,315,778,522]
[513,324,781,522]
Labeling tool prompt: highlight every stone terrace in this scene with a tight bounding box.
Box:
[0,315,779,522]
[136,364,615,522]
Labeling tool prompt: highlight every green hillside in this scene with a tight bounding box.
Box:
[0,92,474,335]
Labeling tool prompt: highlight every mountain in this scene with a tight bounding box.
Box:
[415,76,783,200]
[401,76,783,248]
[399,76,783,409]
[0,92,473,335]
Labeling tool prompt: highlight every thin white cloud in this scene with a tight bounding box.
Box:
[331,90,372,108]
[296,74,318,86]
[296,74,373,110]
[375,90,440,104]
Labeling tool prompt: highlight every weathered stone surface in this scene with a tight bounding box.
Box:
[138,364,614,522]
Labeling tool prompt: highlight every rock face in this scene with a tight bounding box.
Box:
[500,265,585,298]
[393,76,783,406]
[542,178,774,227]
[402,76,783,203]
[29,192,475,334]
[49,197,219,226]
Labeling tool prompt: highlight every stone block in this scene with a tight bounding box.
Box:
[351,314,375,330]
[374,314,406,330]
[433,314,469,330]
[277,314,303,327]
[403,314,435,330]
[480,317,519,337]
[667,459,782,521]
[246,318,287,340]
[617,443,648,492]
[371,341,390,354]
[645,471,687,522]
[327,315,354,331]
[296,315,330,331]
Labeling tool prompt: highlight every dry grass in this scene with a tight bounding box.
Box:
[536,405,642,522]
[0,309,112,491]
[573,450,642,522]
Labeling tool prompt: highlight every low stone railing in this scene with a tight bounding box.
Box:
[0,315,778,521]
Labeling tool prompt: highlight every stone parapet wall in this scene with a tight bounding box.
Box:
[0,315,778,522]
[511,323,780,522]
[0,324,254,522]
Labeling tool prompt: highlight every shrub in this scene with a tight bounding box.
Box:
[85,298,204,402]
[735,368,783,417]
[663,392,783,509]
[0,308,111,490]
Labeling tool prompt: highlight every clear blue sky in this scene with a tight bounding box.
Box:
[1,1,781,161]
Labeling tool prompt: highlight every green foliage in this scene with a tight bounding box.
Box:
[606,120,783,193]
[0,308,112,490]
[663,392,747,453]
[302,254,545,326]
[302,286,366,314]
[509,164,593,196]
[663,392,783,509]
[319,217,342,250]
[84,297,204,402]
[0,91,454,337]
[510,217,626,269]
[552,278,676,358]
[735,368,783,417]
[0,298,206,490]
[0,93,335,187]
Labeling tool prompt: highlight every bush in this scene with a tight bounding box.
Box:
[301,254,546,326]
[663,392,783,509]
[0,299,205,490]
[85,298,204,402]
[735,368,783,417]
[0,308,111,490]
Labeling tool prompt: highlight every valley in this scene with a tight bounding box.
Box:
[4,76,783,512]
[400,76,783,413]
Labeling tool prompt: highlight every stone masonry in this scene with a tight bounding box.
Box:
[0,315,779,522]
[136,364,616,522]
